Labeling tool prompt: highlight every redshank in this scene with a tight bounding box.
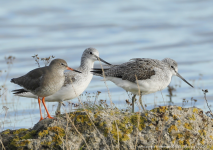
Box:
[11,59,81,121]
[92,58,193,112]
[12,48,111,114]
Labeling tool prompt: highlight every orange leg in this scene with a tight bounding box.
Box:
[38,97,44,121]
[41,97,54,119]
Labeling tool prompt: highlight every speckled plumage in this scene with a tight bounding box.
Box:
[92,57,193,112]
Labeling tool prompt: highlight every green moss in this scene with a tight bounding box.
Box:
[48,127,65,146]
[38,130,49,138]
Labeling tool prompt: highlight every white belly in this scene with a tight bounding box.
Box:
[106,74,171,95]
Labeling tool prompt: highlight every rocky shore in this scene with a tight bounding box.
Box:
[0,106,213,150]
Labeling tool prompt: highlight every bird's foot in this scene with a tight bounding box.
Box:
[46,115,54,119]
[39,117,44,121]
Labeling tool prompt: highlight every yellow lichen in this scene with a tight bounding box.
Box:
[104,127,110,137]
[110,116,134,142]
[168,125,178,133]
[172,138,176,144]
[189,114,196,120]
[110,122,122,142]
[130,114,146,131]
[21,130,36,140]
[38,130,49,138]
[200,138,205,145]
[18,140,31,147]
[48,127,65,145]
[179,140,183,145]
[10,137,31,148]
[163,115,169,121]
[177,106,182,110]
[184,123,193,130]
[41,141,52,146]
[198,129,206,136]
[193,108,198,113]
[210,135,213,140]
[183,139,190,146]
[159,106,167,113]
[2,129,10,135]
[177,120,181,126]
[173,115,178,120]
[177,133,183,139]
[13,129,28,135]
[76,114,92,126]
[94,111,101,118]
[151,118,156,122]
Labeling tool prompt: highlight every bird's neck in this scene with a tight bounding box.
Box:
[80,57,94,72]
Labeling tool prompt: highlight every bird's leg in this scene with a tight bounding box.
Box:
[139,92,146,111]
[55,101,62,116]
[38,97,44,121]
[132,94,136,113]
[41,97,54,119]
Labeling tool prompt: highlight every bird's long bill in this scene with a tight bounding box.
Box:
[66,67,81,73]
[95,56,111,65]
[176,72,193,88]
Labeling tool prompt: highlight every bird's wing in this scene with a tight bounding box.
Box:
[11,67,47,91]
[102,58,163,82]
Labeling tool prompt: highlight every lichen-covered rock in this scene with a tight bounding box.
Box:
[0,106,213,150]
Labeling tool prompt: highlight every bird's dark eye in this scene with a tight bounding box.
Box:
[61,63,65,66]
[89,52,93,54]
[171,66,174,69]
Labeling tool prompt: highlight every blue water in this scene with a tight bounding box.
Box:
[0,0,213,130]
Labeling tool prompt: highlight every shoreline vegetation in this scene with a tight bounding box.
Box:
[0,105,213,150]
[0,56,213,149]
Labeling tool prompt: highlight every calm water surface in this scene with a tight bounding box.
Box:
[0,0,213,130]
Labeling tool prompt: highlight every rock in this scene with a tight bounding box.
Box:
[0,106,213,150]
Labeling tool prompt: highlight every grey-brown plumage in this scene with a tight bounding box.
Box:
[11,59,74,97]
[11,58,81,121]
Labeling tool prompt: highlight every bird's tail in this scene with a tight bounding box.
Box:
[12,89,28,94]
[91,68,109,76]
